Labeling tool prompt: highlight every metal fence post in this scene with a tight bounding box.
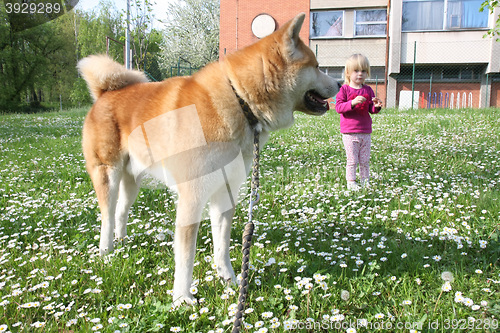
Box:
[411,41,416,109]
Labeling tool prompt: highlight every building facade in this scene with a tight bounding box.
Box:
[220,0,500,108]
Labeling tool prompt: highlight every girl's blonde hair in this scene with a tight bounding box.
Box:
[344,54,371,85]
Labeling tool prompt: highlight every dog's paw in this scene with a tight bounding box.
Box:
[172,294,197,308]
[216,265,236,285]
[99,247,112,257]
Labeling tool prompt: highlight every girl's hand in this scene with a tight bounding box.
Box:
[372,97,383,108]
[351,95,366,107]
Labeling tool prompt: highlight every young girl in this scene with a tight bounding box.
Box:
[335,54,383,190]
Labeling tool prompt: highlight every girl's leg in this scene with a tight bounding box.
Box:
[342,134,360,187]
[359,134,371,186]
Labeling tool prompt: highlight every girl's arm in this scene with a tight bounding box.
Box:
[368,88,382,114]
[335,86,354,114]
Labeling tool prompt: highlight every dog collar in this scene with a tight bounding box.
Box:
[230,84,260,129]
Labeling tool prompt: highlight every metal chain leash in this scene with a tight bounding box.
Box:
[232,128,260,333]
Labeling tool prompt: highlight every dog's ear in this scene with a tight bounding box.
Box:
[284,13,306,58]
[288,13,305,42]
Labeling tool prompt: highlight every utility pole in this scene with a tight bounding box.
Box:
[125,0,131,69]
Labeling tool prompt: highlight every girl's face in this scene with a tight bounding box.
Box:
[349,68,367,87]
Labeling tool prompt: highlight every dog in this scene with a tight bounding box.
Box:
[77,13,340,306]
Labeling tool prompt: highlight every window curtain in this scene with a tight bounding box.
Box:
[402,0,444,31]
[447,0,488,28]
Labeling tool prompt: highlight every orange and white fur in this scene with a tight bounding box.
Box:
[78,13,339,306]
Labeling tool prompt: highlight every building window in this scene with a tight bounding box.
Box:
[447,0,489,29]
[402,0,488,31]
[355,10,387,36]
[310,11,344,38]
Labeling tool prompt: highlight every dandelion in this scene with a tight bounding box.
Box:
[189,313,198,321]
[374,313,384,319]
[402,300,412,305]
[475,269,483,274]
[170,327,181,332]
[200,307,209,314]
[0,325,8,332]
[119,323,129,328]
[432,255,442,262]
[441,271,454,282]
[340,290,350,301]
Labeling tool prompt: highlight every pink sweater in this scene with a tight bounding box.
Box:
[335,85,381,134]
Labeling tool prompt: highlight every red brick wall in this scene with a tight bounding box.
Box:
[398,82,481,108]
[491,82,500,108]
[219,0,310,59]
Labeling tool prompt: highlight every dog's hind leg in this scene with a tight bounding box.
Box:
[209,186,237,284]
[115,169,140,241]
[87,164,122,256]
[172,191,203,307]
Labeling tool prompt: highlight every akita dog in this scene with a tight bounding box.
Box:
[78,13,340,306]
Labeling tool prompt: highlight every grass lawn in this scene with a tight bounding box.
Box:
[0,107,498,332]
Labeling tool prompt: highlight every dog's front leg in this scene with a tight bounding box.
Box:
[172,198,202,307]
[209,188,237,285]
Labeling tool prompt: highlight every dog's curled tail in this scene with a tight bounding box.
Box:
[77,55,148,101]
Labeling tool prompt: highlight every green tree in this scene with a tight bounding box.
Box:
[159,0,219,74]
[481,0,500,40]
[75,0,124,61]
[126,0,157,70]
[0,17,68,108]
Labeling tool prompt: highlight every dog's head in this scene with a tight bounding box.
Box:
[281,14,341,117]
[225,13,341,131]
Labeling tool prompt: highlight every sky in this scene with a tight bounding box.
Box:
[75,0,175,29]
